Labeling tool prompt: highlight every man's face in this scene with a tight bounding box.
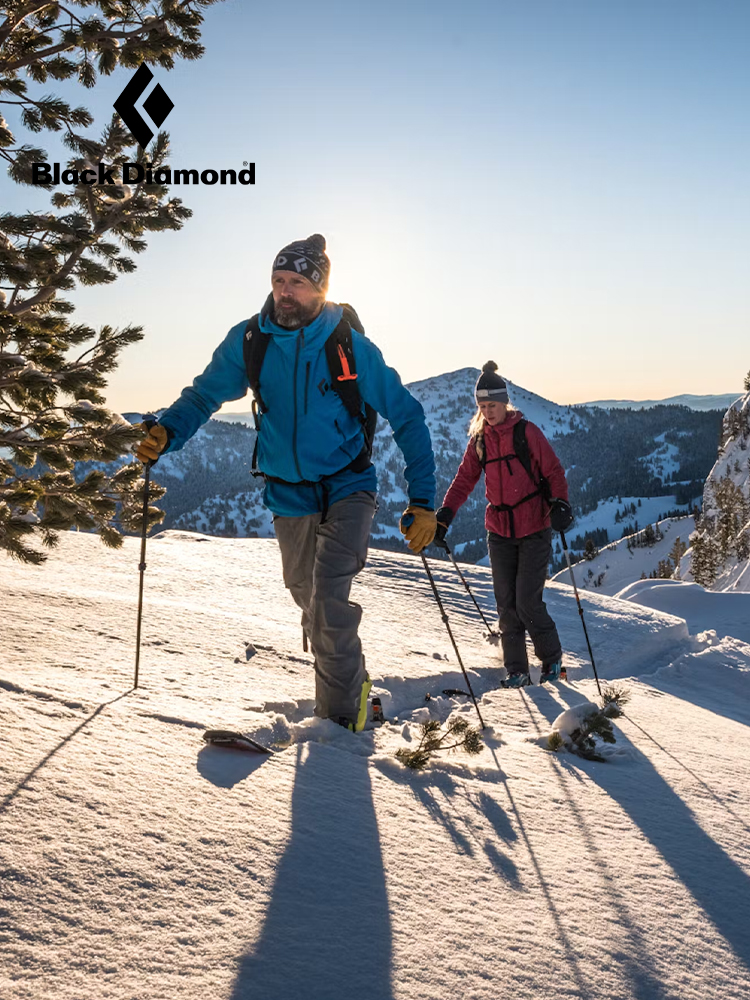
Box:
[271,271,325,329]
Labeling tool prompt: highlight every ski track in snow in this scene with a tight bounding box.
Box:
[2,531,750,1000]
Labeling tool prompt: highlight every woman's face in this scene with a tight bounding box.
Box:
[479,400,507,426]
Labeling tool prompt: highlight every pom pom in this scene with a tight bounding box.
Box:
[482,360,498,374]
[307,234,326,251]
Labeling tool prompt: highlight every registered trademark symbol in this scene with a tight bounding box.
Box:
[243,160,248,166]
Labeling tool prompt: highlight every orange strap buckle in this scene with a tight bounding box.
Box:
[336,343,358,381]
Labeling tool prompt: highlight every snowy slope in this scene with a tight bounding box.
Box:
[3,531,750,1000]
[550,515,695,597]
[559,495,689,546]
[682,391,750,592]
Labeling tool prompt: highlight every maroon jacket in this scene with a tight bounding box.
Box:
[442,410,568,539]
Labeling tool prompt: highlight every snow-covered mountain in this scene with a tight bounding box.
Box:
[582,392,741,412]
[161,369,722,563]
[567,391,750,601]
[682,391,750,591]
[4,528,750,1000]
[550,514,695,596]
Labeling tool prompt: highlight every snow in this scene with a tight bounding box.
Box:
[564,495,691,548]
[551,515,695,596]
[3,530,750,1000]
[614,579,750,645]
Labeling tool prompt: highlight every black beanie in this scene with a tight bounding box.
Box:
[272,233,330,292]
[475,361,509,403]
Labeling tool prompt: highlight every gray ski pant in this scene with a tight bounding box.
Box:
[487,528,562,675]
[273,491,377,721]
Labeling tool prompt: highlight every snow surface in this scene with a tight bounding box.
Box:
[614,579,750,646]
[550,515,695,597]
[3,530,750,1000]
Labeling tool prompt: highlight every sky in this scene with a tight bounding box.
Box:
[5,0,749,413]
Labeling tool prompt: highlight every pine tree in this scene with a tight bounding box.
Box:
[690,528,719,588]
[0,2,222,563]
[713,474,748,562]
[744,369,750,392]
[668,535,688,579]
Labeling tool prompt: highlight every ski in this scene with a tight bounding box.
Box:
[202,729,278,754]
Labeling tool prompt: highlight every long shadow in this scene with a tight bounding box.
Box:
[587,744,750,971]
[647,671,750,729]
[548,682,750,836]
[620,714,750,837]
[230,742,394,1000]
[485,746,593,998]
[1,690,131,815]
[514,690,706,995]
[379,755,522,886]
[547,683,750,972]
[545,754,674,998]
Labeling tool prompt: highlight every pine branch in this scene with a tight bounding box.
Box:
[547,687,631,763]
[396,717,484,770]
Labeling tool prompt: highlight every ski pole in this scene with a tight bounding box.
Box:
[420,552,487,730]
[134,461,151,690]
[440,540,499,637]
[560,530,602,697]
[134,414,158,691]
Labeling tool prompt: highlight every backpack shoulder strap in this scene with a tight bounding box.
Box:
[325,318,361,416]
[242,292,276,415]
[512,419,533,481]
[513,419,551,501]
[325,309,377,457]
[243,313,271,414]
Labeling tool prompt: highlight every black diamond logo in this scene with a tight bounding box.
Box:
[143,83,174,128]
[114,64,174,149]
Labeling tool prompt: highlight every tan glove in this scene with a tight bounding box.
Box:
[399,506,437,553]
[136,423,168,464]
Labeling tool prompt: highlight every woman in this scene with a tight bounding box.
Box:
[435,362,573,687]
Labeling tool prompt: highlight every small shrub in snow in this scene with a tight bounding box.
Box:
[396,717,484,770]
[548,686,630,762]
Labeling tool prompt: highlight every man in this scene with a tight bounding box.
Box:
[137,234,437,730]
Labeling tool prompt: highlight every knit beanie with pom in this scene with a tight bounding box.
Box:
[272,234,330,292]
[474,361,509,404]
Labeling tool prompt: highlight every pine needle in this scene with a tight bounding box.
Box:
[396,717,484,770]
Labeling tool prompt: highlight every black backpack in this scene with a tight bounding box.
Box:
[475,418,551,538]
[242,294,377,482]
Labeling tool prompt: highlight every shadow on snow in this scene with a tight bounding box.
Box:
[229,741,394,1000]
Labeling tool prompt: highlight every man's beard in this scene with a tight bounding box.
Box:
[274,297,323,329]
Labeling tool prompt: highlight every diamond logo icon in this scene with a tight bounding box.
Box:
[114,64,174,149]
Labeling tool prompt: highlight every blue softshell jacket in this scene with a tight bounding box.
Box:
[157,302,436,517]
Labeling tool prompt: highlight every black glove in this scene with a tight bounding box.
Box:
[549,498,574,533]
[433,506,454,549]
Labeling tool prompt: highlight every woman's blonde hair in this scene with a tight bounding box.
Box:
[468,402,514,439]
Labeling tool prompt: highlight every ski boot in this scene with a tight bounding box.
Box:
[540,659,563,684]
[502,670,532,689]
[336,674,373,732]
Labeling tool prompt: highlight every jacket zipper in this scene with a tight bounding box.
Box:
[304,361,310,415]
[292,331,305,480]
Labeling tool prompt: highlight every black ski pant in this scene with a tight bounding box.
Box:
[487,527,562,675]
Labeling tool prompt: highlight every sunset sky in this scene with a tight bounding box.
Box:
[7,0,749,413]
